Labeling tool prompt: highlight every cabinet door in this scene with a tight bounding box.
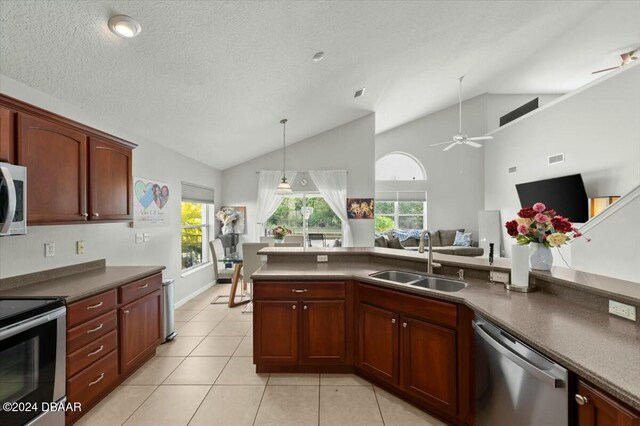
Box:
[89,137,132,220]
[17,112,88,223]
[401,316,457,414]
[254,301,299,364]
[577,380,640,426]
[357,303,399,385]
[119,290,162,374]
[301,300,345,364]
[0,106,15,163]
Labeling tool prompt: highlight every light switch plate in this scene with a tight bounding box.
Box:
[76,240,86,254]
[135,233,144,244]
[143,233,150,242]
[490,271,509,283]
[317,255,328,263]
[609,300,636,321]
[45,243,55,257]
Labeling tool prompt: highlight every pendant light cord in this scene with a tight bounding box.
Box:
[280,118,288,181]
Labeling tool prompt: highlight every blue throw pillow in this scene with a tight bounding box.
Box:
[453,231,472,247]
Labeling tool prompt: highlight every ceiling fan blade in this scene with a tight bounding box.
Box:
[464,141,483,148]
[430,140,454,147]
[591,66,620,74]
[467,136,493,141]
[442,142,458,152]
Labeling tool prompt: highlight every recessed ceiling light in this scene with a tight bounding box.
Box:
[313,51,325,62]
[354,88,366,98]
[108,15,142,38]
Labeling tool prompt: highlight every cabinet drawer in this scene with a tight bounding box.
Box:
[119,273,162,304]
[67,330,118,377]
[67,310,117,353]
[254,281,345,300]
[67,349,118,409]
[67,289,117,327]
[357,283,457,328]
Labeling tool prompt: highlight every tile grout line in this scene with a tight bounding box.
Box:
[251,378,270,426]
[372,386,387,426]
[184,384,215,426]
[118,384,160,426]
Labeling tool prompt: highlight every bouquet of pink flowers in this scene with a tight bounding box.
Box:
[271,225,292,240]
[505,202,588,247]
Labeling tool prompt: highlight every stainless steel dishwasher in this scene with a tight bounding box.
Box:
[474,316,568,426]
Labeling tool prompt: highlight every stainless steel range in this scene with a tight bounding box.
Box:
[0,297,66,426]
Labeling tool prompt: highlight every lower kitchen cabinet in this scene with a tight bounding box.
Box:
[576,380,640,426]
[401,316,457,413]
[357,303,399,385]
[119,289,163,374]
[301,300,346,363]
[254,300,299,363]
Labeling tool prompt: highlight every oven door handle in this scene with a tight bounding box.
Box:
[0,306,66,340]
[0,166,17,235]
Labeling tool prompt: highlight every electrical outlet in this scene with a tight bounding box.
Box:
[45,243,55,257]
[135,233,144,244]
[76,240,86,254]
[143,233,150,242]
[609,300,637,321]
[317,255,329,263]
[490,271,509,283]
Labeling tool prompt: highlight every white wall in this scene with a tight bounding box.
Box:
[222,114,375,247]
[0,75,223,303]
[484,65,640,262]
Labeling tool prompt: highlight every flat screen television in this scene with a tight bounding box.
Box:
[515,174,588,223]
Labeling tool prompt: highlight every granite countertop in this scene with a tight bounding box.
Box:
[253,259,640,411]
[0,264,165,303]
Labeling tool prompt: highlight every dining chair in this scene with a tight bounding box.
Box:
[210,239,233,283]
[240,243,268,313]
[278,242,302,247]
[283,235,304,245]
[307,233,326,247]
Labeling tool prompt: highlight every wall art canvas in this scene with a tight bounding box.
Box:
[347,198,375,219]
[217,206,247,234]
[133,177,170,227]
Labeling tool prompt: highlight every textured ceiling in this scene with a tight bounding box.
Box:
[1,1,638,170]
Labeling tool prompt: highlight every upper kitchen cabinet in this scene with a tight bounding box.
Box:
[17,112,88,223]
[89,137,132,220]
[0,106,16,163]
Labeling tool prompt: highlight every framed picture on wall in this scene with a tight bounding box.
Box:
[347,198,374,219]
[133,177,171,227]
[217,206,247,234]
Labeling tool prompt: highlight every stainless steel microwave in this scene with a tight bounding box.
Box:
[0,162,27,236]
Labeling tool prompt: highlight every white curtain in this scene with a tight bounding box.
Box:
[308,171,353,247]
[255,170,297,241]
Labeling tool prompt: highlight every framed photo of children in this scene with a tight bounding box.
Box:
[133,177,171,227]
[347,198,375,219]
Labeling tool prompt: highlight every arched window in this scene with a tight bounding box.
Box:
[375,152,427,233]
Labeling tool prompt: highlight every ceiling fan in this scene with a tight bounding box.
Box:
[430,76,493,152]
[592,49,637,74]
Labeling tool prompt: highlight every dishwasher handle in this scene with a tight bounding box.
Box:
[473,320,562,388]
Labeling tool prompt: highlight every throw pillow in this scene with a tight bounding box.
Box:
[453,231,472,247]
[374,236,388,248]
[387,237,405,250]
[439,229,463,246]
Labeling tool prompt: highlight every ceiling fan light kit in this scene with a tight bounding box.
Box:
[430,75,493,152]
[591,49,638,74]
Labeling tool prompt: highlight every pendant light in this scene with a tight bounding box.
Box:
[276,118,293,194]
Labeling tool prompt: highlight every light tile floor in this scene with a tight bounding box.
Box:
[77,284,448,426]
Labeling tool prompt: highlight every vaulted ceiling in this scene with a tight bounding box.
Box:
[1,1,638,169]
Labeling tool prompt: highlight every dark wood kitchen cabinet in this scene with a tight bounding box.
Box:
[301,300,346,363]
[119,289,163,374]
[254,300,299,364]
[89,137,133,220]
[357,303,399,385]
[576,380,640,426]
[17,112,88,223]
[0,106,15,163]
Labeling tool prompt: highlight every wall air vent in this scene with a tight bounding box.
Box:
[508,166,517,174]
[548,153,565,165]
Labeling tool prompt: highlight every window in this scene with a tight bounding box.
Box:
[266,194,342,245]
[375,201,426,233]
[181,201,212,270]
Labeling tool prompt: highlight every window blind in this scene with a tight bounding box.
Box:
[181,182,215,203]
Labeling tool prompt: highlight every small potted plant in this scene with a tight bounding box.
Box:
[271,225,292,241]
[505,202,588,270]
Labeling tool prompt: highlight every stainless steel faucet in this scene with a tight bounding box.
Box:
[418,230,434,274]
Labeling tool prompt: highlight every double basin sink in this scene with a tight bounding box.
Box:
[369,270,467,293]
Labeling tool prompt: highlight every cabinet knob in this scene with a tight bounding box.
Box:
[92,213,100,217]
[575,394,588,406]
[292,305,296,310]
[402,322,408,328]
[81,213,88,218]
[303,305,308,310]
[391,318,396,324]
[124,310,130,315]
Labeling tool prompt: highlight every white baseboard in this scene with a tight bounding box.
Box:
[174,281,217,309]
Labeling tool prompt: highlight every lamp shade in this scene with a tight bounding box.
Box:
[276,180,293,195]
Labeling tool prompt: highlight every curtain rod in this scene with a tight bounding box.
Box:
[255,170,348,174]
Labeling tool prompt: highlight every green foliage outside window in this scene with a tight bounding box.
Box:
[267,197,341,234]
[181,202,207,269]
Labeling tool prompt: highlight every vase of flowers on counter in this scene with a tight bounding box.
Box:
[505,202,588,271]
[271,225,292,241]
